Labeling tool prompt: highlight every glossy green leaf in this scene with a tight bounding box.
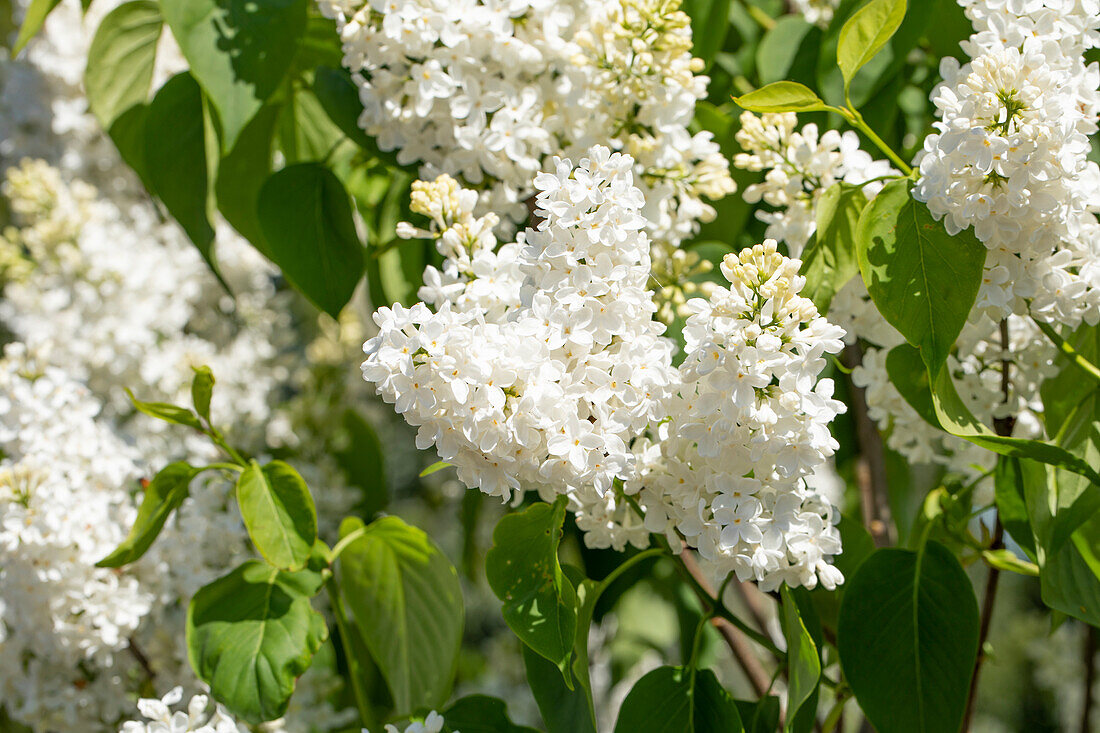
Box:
[733,81,828,113]
[857,179,986,378]
[97,461,201,567]
[682,0,731,67]
[258,163,365,317]
[190,365,214,421]
[756,16,820,86]
[11,0,60,56]
[1040,512,1100,627]
[277,85,344,163]
[215,103,280,252]
[125,387,204,430]
[161,0,308,150]
[443,695,541,733]
[735,697,781,733]
[312,66,403,167]
[613,666,744,733]
[84,1,162,129]
[800,182,868,313]
[336,409,389,517]
[993,456,1037,558]
[836,0,907,88]
[337,516,464,714]
[838,541,979,733]
[887,343,1100,550]
[187,561,327,724]
[486,497,578,677]
[144,73,218,274]
[522,644,597,733]
[780,586,820,731]
[236,460,317,571]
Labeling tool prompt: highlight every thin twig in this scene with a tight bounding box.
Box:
[962,518,1003,730]
[1083,625,1097,733]
[680,550,773,696]
[734,581,772,637]
[963,318,1014,730]
[842,343,894,547]
[127,636,156,682]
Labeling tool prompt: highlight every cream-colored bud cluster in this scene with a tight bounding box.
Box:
[650,239,715,323]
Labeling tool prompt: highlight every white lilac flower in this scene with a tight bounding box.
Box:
[363,147,678,501]
[913,1,1100,327]
[119,687,247,733]
[791,0,841,27]
[628,241,848,591]
[733,112,897,257]
[363,711,448,733]
[317,0,735,245]
[365,152,850,587]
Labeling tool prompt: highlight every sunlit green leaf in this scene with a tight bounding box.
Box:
[236,460,317,571]
[337,516,464,714]
[187,561,327,724]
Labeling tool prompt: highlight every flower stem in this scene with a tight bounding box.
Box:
[1033,317,1100,385]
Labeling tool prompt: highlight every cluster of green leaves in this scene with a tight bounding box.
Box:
[13,0,431,318]
[99,368,540,731]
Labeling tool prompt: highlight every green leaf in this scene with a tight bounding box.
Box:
[485,497,578,677]
[836,0,907,89]
[144,73,218,274]
[682,0,731,67]
[887,343,1100,549]
[993,456,1037,558]
[756,16,820,86]
[312,66,403,167]
[187,561,327,724]
[97,461,200,567]
[216,103,280,251]
[800,182,868,313]
[125,388,204,430]
[780,587,821,731]
[443,695,541,733]
[837,541,979,733]
[857,178,986,378]
[336,409,388,517]
[106,103,154,192]
[733,81,827,113]
[257,163,365,317]
[277,84,345,163]
[735,698,781,733]
[981,548,1038,576]
[11,0,60,56]
[613,666,744,733]
[1040,512,1100,627]
[522,645,597,733]
[337,516,464,714]
[190,365,214,421]
[419,461,452,478]
[161,0,308,150]
[84,1,162,129]
[236,460,318,571]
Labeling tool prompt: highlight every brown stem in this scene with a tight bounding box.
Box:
[842,343,894,547]
[734,580,772,637]
[961,519,1003,731]
[127,635,156,682]
[680,551,772,696]
[963,318,1014,730]
[1083,625,1097,733]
